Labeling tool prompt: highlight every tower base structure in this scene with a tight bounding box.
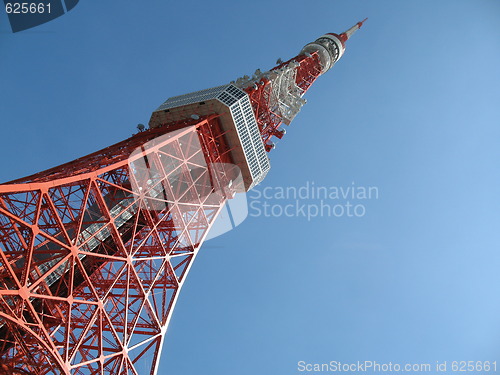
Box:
[0,117,239,374]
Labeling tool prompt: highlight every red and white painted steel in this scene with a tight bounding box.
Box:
[0,20,365,375]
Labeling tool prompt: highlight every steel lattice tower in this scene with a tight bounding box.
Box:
[0,20,366,375]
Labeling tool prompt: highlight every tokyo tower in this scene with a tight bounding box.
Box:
[0,19,366,375]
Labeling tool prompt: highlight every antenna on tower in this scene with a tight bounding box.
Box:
[137,123,145,132]
[339,17,368,43]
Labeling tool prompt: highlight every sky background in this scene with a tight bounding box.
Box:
[1,0,500,374]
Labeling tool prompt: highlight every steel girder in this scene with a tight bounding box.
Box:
[0,116,235,375]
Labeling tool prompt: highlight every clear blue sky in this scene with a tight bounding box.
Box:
[1,1,500,374]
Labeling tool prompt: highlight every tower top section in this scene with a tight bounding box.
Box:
[336,18,368,44]
[300,18,367,73]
